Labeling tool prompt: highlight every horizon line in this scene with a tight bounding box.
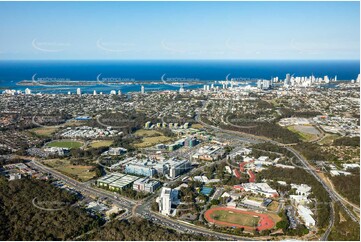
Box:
[0,59,360,62]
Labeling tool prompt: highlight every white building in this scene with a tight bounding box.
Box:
[239,183,279,197]
[44,147,69,156]
[25,88,31,95]
[342,163,360,170]
[297,205,315,228]
[76,88,81,95]
[290,195,311,205]
[103,147,127,156]
[291,184,312,196]
[157,187,179,216]
[330,170,352,176]
[9,173,22,181]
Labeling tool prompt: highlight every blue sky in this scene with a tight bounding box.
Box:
[0,1,359,60]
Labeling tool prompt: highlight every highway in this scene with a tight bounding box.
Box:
[283,145,359,224]
[29,159,256,241]
[134,192,256,241]
[28,160,135,210]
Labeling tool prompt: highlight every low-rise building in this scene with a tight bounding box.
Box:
[192,145,224,161]
[124,157,191,179]
[103,147,127,156]
[96,173,140,191]
[133,177,161,193]
[236,182,279,197]
[125,161,157,177]
[297,205,315,228]
[44,147,70,156]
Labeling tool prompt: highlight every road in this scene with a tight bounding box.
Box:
[29,159,257,241]
[324,176,360,214]
[134,192,257,241]
[28,159,135,210]
[283,145,359,224]
[320,202,335,241]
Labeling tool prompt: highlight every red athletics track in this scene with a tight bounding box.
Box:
[204,207,275,231]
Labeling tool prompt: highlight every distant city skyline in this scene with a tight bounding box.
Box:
[0,1,359,60]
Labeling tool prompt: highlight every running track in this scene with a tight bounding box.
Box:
[204,207,275,231]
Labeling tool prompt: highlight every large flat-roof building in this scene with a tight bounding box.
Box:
[236,182,279,198]
[96,173,140,191]
[133,177,161,193]
[297,205,316,228]
[124,157,191,179]
[125,161,157,177]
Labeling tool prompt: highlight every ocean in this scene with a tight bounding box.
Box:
[0,60,359,94]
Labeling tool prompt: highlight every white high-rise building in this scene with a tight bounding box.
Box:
[118,90,122,95]
[356,74,360,83]
[25,88,31,95]
[93,90,97,95]
[257,80,271,90]
[141,85,145,94]
[76,88,81,95]
[157,187,179,216]
[284,73,291,86]
[324,76,330,84]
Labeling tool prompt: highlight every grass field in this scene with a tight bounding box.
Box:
[89,140,113,148]
[134,129,174,148]
[46,140,83,149]
[134,129,162,137]
[204,207,277,231]
[43,159,96,182]
[210,210,260,227]
[267,201,279,212]
[30,127,58,137]
[267,213,282,224]
[287,125,318,142]
[191,123,203,129]
[318,133,340,145]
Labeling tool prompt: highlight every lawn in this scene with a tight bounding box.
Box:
[134,136,174,148]
[191,123,203,129]
[43,159,96,182]
[287,125,318,142]
[46,140,83,149]
[133,129,174,148]
[267,212,282,224]
[30,127,58,137]
[89,140,113,148]
[318,133,340,145]
[210,210,260,227]
[267,201,279,212]
[134,129,162,137]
